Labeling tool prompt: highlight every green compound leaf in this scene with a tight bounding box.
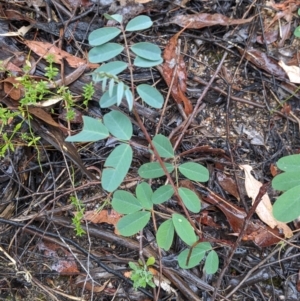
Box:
[112,190,143,214]
[134,56,163,68]
[204,250,219,274]
[138,162,174,179]
[131,42,161,61]
[100,86,118,108]
[152,185,174,204]
[137,84,164,109]
[152,134,174,158]
[89,27,121,46]
[125,15,153,32]
[156,219,174,251]
[178,187,201,213]
[273,185,300,222]
[294,26,300,38]
[103,111,132,140]
[272,172,300,191]
[104,13,123,23]
[277,154,300,172]
[88,43,124,63]
[179,162,209,182]
[124,88,133,111]
[93,61,127,81]
[102,144,132,192]
[136,182,153,210]
[65,116,109,142]
[178,242,211,269]
[172,213,197,246]
[117,211,151,236]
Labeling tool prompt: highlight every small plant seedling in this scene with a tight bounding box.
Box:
[70,196,86,236]
[0,54,94,158]
[65,14,220,281]
[129,257,156,290]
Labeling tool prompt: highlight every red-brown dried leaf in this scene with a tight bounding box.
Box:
[199,211,221,229]
[83,209,122,234]
[3,77,24,100]
[81,0,93,7]
[203,192,285,247]
[281,103,291,115]
[270,163,278,177]
[24,40,98,69]
[160,32,193,115]
[37,241,79,275]
[170,13,254,29]
[28,107,68,133]
[270,0,300,11]
[216,171,240,200]
[237,48,287,79]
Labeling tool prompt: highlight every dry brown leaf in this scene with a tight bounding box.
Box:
[237,48,287,79]
[3,77,24,100]
[240,164,293,238]
[159,29,193,115]
[216,171,240,200]
[24,40,99,68]
[170,13,254,29]
[28,107,68,132]
[203,191,285,247]
[37,241,79,275]
[83,209,122,225]
[278,60,300,83]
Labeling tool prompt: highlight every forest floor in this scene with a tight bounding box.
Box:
[0,0,300,300]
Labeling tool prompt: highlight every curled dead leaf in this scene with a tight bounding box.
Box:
[240,164,293,238]
[278,60,300,84]
[159,30,193,115]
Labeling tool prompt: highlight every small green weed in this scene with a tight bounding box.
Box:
[129,257,156,290]
[0,54,93,157]
[70,196,86,236]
